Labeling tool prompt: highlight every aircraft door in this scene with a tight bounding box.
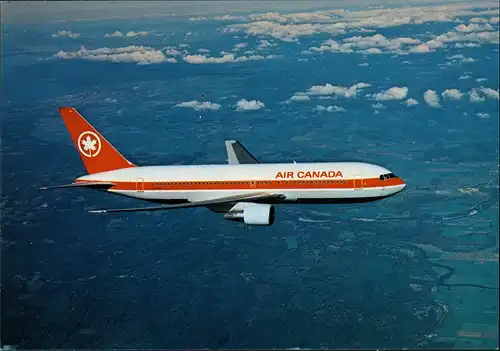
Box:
[353,175,363,190]
[136,177,144,192]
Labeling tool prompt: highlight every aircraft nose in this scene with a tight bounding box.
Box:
[396,178,406,193]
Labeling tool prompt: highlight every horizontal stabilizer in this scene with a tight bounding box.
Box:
[40,182,115,190]
[89,192,284,213]
[225,140,259,165]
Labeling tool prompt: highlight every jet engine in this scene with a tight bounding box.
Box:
[224,202,275,226]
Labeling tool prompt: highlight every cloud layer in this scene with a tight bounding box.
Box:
[222,2,499,45]
[54,45,280,65]
[55,45,171,64]
[368,86,408,101]
[424,90,441,108]
[175,100,221,111]
[236,99,265,111]
[104,30,149,37]
[52,30,80,38]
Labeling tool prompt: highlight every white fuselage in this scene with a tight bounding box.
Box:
[77,162,406,205]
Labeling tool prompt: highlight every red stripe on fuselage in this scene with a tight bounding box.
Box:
[76,176,405,191]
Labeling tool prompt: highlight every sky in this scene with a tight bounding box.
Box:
[2,0,491,24]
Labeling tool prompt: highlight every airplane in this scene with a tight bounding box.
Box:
[41,107,406,226]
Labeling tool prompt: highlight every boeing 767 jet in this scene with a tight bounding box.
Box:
[41,107,406,226]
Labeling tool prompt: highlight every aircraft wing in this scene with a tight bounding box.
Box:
[89,192,285,213]
[40,182,115,190]
[225,140,259,165]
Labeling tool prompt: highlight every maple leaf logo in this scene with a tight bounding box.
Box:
[77,131,102,158]
[81,135,97,153]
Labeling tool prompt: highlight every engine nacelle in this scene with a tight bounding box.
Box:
[224,202,276,226]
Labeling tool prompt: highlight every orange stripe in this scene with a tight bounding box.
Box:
[78,177,404,191]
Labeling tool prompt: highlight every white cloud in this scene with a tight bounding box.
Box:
[351,28,376,33]
[104,31,124,37]
[343,34,421,49]
[432,29,499,46]
[175,100,221,111]
[224,21,346,42]
[284,94,311,103]
[309,26,489,57]
[476,78,487,82]
[189,16,208,21]
[133,30,149,37]
[304,82,371,98]
[442,88,463,100]
[313,105,346,113]
[445,56,478,65]
[479,87,499,100]
[476,112,490,118]
[408,43,434,53]
[197,48,210,53]
[257,40,277,49]
[52,30,80,38]
[165,47,183,56]
[369,86,408,100]
[183,53,278,64]
[469,17,489,23]
[458,75,471,80]
[54,45,171,64]
[221,3,500,49]
[302,13,498,57]
[358,62,369,67]
[214,14,246,21]
[454,42,482,48]
[224,3,500,42]
[232,42,248,51]
[424,90,441,108]
[404,98,419,107]
[235,99,265,111]
[309,34,424,55]
[248,10,341,23]
[469,89,486,102]
[104,30,149,38]
[461,57,476,63]
[372,102,385,109]
[455,23,495,32]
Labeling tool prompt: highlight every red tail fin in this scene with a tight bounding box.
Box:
[59,107,136,174]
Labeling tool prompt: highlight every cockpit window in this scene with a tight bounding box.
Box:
[380,173,396,180]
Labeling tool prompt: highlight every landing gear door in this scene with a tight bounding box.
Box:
[353,175,363,190]
[136,177,144,192]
